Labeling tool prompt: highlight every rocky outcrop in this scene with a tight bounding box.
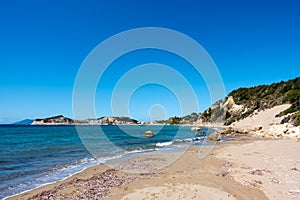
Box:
[195,95,246,125]
[144,131,154,137]
[207,132,221,142]
[191,126,202,131]
[226,124,300,141]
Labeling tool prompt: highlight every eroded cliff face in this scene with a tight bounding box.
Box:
[196,96,246,125]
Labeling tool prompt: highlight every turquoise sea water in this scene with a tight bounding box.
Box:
[0,125,215,199]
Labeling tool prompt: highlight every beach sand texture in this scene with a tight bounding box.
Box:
[10,138,299,200]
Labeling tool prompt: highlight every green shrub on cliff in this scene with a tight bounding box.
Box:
[283,90,300,106]
[166,116,181,124]
[224,77,300,125]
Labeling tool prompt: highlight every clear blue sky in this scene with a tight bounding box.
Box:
[0,0,299,123]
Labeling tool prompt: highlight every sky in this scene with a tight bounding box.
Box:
[0,0,299,123]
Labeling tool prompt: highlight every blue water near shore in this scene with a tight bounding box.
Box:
[0,125,215,199]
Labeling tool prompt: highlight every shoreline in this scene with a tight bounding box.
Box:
[5,105,300,199]
[3,164,95,200]
[5,138,242,200]
[2,144,172,200]
[0,125,204,199]
[2,135,192,199]
[7,135,300,200]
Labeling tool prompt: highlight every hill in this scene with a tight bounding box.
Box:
[224,77,300,125]
[165,77,300,126]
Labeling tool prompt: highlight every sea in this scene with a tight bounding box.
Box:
[0,125,216,199]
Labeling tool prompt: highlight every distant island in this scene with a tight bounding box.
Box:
[31,115,139,125]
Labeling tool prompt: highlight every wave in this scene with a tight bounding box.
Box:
[124,148,157,155]
[156,141,173,147]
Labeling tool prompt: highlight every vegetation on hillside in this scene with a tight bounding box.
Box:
[166,77,300,126]
[229,77,300,110]
[223,77,300,125]
[164,112,204,125]
[166,116,182,124]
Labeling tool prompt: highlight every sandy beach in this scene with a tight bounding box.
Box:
[7,136,299,200]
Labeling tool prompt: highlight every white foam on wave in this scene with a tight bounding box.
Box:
[129,148,155,153]
[156,141,173,147]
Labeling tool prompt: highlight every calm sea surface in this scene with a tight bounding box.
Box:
[0,125,215,199]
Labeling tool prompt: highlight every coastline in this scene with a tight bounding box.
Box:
[7,105,300,200]
[6,105,300,199]
[8,135,300,200]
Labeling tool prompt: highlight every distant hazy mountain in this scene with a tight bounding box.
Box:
[13,119,34,125]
